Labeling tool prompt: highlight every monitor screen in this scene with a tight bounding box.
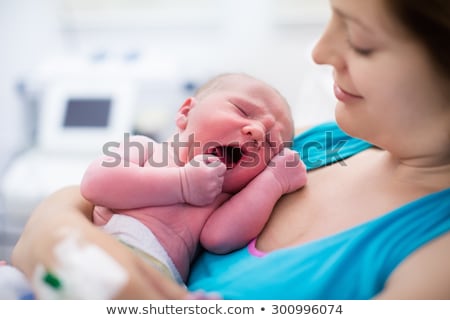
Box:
[63,98,111,128]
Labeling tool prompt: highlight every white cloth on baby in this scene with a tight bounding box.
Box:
[101,214,183,284]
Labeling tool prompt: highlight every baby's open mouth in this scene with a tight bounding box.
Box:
[208,145,243,168]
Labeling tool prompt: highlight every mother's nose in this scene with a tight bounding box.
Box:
[312,16,346,71]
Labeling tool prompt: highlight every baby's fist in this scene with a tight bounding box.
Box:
[180,154,227,206]
[266,148,307,194]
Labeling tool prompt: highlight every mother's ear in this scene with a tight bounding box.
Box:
[175,97,196,130]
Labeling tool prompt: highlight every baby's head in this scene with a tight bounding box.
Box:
[194,73,294,140]
[176,73,294,192]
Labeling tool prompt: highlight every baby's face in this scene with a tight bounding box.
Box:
[179,75,293,193]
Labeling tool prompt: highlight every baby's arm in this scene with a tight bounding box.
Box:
[200,148,307,253]
[81,136,226,209]
[81,135,182,209]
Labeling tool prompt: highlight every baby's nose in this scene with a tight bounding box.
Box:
[242,122,265,146]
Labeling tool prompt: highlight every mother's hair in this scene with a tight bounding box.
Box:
[384,0,450,79]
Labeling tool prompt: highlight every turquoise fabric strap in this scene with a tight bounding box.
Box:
[292,121,372,170]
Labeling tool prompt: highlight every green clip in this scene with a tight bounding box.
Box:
[43,271,62,290]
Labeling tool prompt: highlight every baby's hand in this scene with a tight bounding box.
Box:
[179,154,227,206]
[266,148,307,194]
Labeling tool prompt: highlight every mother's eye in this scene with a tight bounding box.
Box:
[346,37,374,56]
[351,45,373,56]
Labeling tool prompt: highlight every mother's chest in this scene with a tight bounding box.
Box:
[256,160,403,251]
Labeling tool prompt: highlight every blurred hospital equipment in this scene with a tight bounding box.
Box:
[0,52,192,234]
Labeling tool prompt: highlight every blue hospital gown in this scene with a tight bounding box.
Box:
[187,122,450,299]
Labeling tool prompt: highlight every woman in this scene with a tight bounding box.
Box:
[12,0,450,299]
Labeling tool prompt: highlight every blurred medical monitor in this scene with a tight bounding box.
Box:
[38,79,135,154]
[63,98,111,128]
[0,78,136,226]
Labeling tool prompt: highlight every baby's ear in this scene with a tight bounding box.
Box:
[176,97,196,130]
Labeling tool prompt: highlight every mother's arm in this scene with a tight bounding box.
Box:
[11,185,187,299]
[375,232,450,299]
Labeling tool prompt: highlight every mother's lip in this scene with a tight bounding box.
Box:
[334,83,363,101]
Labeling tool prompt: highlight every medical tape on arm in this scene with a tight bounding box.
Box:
[32,233,128,299]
